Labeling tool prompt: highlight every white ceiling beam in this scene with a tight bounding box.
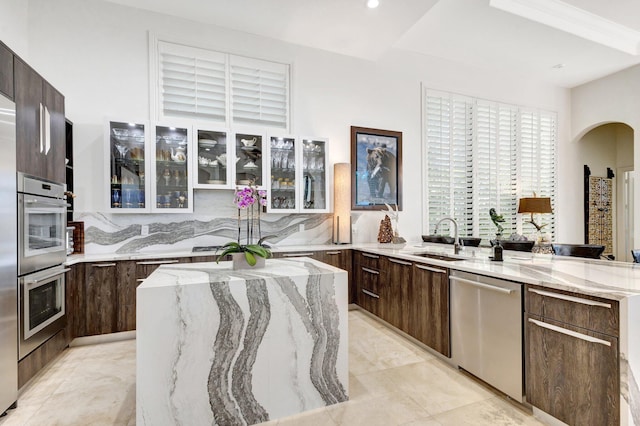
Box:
[490,0,640,55]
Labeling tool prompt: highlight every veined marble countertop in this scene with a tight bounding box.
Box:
[136,257,349,425]
[67,241,640,300]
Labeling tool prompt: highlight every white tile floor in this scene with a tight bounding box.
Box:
[0,309,545,425]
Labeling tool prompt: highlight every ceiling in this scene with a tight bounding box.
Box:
[102,0,640,88]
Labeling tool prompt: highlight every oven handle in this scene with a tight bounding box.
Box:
[24,198,67,208]
[25,268,70,288]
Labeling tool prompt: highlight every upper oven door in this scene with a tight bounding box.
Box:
[18,192,67,275]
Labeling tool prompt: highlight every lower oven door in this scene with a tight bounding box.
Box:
[19,265,69,360]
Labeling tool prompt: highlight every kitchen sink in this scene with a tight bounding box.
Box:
[411,252,465,262]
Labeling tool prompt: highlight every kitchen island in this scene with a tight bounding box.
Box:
[136,257,348,425]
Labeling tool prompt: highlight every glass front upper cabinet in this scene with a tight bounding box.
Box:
[152,124,193,213]
[267,135,297,213]
[300,138,329,213]
[193,127,232,189]
[107,121,150,212]
[234,131,265,188]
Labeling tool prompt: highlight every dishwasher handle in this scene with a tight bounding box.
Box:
[450,276,514,295]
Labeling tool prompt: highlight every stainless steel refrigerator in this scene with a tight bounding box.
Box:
[0,91,17,414]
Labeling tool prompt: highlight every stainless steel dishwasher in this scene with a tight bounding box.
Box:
[450,270,523,402]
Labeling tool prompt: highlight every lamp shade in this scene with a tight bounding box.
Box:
[517,197,552,214]
[333,163,351,244]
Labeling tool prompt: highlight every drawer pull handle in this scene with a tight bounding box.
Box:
[362,253,379,259]
[528,288,611,309]
[92,263,116,267]
[389,258,412,266]
[136,279,146,283]
[325,251,341,255]
[450,276,514,295]
[283,253,314,257]
[362,289,380,299]
[361,267,379,275]
[416,264,446,273]
[136,260,181,265]
[528,318,611,347]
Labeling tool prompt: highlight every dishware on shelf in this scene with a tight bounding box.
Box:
[217,154,227,166]
[244,160,258,169]
[241,137,257,147]
[170,146,187,163]
[198,139,217,147]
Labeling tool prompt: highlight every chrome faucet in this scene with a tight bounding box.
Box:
[434,217,462,255]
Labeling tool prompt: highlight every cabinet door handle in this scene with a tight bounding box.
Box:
[92,263,116,267]
[528,288,611,309]
[528,318,611,347]
[362,289,380,299]
[389,258,412,266]
[362,253,379,259]
[283,252,314,257]
[450,276,514,295]
[136,279,146,283]
[136,260,181,265]
[361,267,379,275]
[416,264,446,274]
[39,103,44,153]
[325,251,341,255]
[44,105,51,154]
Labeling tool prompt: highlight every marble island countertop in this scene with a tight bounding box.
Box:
[67,241,640,300]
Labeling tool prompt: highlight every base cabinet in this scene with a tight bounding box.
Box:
[525,285,620,426]
[84,262,119,336]
[380,257,411,332]
[316,249,352,302]
[410,263,450,357]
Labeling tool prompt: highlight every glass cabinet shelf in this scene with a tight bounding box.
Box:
[194,127,231,188]
[235,131,265,187]
[152,125,192,212]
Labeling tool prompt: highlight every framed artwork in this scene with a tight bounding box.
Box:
[350,126,402,210]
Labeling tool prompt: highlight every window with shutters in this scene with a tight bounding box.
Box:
[153,40,290,130]
[423,89,557,243]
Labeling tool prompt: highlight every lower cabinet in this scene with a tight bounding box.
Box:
[317,249,353,303]
[354,263,382,316]
[410,263,450,357]
[380,256,411,332]
[525,285,620,426]
[84,261,119,336]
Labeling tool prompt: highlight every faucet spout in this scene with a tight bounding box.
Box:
[434,217,462,255]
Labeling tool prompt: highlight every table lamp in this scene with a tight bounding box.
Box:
[517,195,552,231]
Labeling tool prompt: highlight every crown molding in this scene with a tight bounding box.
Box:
[490,0,640,55]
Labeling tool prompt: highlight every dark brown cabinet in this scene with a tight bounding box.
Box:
[116,261,137,332]
[380,256,411,332]
[0,42,14,99]
[410,263,450,357]
[65,262,86,342]
[84,262,119,335]
[354,252,382,316]
[15,58,65,183]
[525,285,619,426]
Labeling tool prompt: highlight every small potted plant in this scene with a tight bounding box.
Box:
[217,183,272,269]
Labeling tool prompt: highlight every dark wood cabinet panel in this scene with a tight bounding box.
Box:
[43,82,65,183]
[526,314,619,426]
[354,251,380,269]
[410,263,450,357]
[18,329,67,389]
[14,57,66,182]
[526,284,619,337]
[65,263,86,342]
[0,42,14,99]
[354,264,382,316]
[15,58,46,178]
[380,257,411,332]
[135,257,191,280]
[84,262,118,335]
[116,261,137,332]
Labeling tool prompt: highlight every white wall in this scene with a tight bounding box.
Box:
[572,66,640,249]
[0,0,28,57]
[5,0,572,244]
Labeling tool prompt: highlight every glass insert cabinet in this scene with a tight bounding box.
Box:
[266,135,329,213]
[107,121,328,214]
[106,120,193,213]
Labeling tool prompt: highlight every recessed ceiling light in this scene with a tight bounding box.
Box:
[552,63,565,69]
[367,0,379,9]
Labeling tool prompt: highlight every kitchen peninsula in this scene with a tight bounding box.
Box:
[135,257,348,425]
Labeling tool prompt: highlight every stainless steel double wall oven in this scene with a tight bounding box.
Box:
[17,172,68,360]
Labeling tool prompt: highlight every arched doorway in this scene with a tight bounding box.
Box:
[576,122,634,261]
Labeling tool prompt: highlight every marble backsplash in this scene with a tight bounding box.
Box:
[76,211,334,254]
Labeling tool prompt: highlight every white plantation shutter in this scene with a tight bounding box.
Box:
[425,91,473,236]
[158,42,227,122]
[424,89,557,243]
[154,40,291,130]
[230,56,289,129]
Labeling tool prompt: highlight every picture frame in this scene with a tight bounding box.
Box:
[350,126,402,211]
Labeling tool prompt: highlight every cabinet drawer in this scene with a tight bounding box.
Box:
[526,284,619,337]
[355,251,380,269]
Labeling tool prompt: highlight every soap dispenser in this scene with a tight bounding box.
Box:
[491,242,503,262]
